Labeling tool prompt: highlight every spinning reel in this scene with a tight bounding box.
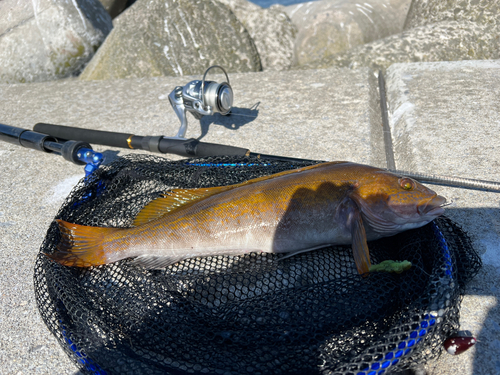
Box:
[168,65,233,139]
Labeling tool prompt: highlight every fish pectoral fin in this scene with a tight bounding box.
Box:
[133,186,234,226]
[346,203,371,275]
[129,255,185,269]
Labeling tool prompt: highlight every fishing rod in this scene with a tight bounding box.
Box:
[31,122,500,193]
[35,64,308,163]
[0,123,103,176]
[32,122,311,164]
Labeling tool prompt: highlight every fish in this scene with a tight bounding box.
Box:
[47,161,446,274]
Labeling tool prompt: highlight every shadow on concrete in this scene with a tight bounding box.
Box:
[466,264,500,375]
[438,207,500,375]
[198,104,259,140]
[100,150,122,165]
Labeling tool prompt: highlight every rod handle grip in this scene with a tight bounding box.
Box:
[34,123,133,149]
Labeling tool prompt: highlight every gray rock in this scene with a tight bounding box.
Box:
[79,0,262,80]
[404,0,500,29]
[285,0,412,66]
[98,0,128,18]
[0,0,112,84]
[302,19,500,72]
[218,0,296,71]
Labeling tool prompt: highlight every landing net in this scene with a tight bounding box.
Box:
[34,154,481,375]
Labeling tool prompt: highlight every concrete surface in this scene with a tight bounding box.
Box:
[0,61,498,374]
[0,67,383,374]
[385,60,500,375]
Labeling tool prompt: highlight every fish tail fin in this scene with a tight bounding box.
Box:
[47,219,118,267]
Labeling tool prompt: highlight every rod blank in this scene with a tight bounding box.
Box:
[389,169,500,193]
[30,122,500,193]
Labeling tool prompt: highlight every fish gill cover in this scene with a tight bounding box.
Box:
[34,154,481,375]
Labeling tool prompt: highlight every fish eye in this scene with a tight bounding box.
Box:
[399,178,415,191]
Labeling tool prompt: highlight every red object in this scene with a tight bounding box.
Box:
[444,336,477,355]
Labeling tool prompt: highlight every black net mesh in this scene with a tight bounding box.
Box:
[34,154,482,375]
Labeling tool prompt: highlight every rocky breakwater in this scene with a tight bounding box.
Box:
[0,0,112,84]
[285,0,411,67]
[302,0,500,71]
[2,0,498,84]
[79,0,298,80]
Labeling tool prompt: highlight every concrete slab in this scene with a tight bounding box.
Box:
[385,60,500,375]
[0,67,383,373]
[1,61,497,374]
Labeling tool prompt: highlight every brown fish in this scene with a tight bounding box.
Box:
[47,162,446,274]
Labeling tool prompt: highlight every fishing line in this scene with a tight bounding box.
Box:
[440,201,455,208]
[227,113,258,118]
[413,264,433,278]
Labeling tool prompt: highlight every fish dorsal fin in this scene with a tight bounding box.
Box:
[133,162,338,226]
[133,186,234,226]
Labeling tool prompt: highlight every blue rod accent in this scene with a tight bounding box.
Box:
[77,148,104,177]
[184,162,272,167]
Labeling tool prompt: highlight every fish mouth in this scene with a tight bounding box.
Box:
[418,194,447,217]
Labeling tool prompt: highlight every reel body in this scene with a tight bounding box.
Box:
[168,66,233,138]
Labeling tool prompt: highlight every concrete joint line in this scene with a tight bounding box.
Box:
[378,70,396,170]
